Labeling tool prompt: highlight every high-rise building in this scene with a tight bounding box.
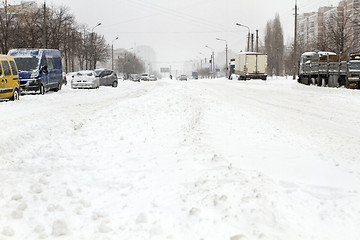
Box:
[298,0,360,53]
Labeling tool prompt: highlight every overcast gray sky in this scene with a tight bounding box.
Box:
[27,0,341,64]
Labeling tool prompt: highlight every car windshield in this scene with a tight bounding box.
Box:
[14,57,39,71]
[94,70,102,77]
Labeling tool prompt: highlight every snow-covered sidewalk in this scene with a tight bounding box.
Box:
[1,78,360,239]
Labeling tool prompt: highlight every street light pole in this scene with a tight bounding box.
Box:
[205,45,215,78]
[236,23,250,52]
[111,37,119,70]
[216,38,228,78]
[199,52,207,64]
[123,48,133,78]
[91,23,101,69]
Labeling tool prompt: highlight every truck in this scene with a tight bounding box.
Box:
[298,51,360,89]
[234,52,267,80]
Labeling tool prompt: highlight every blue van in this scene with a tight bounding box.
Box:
[8,49,63,94]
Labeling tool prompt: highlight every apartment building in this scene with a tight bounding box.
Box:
[298,0,360,53]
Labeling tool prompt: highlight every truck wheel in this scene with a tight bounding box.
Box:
[112,81,118,88]
[10,89,19,101]
[39,84,45,95]
[317,77,322,86]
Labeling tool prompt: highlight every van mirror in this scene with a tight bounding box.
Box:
[41,66,48,74]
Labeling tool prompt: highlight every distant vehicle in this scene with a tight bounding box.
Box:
[179,75,188,81]
[141,73,150,81]
[8,48,63,94]
[0,54,20,101]
[234,52,267,80]
[71,70,100,89]
[192,72,198,79]
[129,74,140,82]
[229,59,235,79]
[95,69,118,87]
[149,75,157,81]
[298,51,360,89]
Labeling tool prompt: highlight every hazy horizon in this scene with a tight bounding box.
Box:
[14,0,343,67]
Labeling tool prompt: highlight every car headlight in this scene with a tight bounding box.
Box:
[31,70,39,78]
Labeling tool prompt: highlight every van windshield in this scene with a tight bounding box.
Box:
[14,57,39,71]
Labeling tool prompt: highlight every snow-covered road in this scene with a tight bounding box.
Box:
[1,78,360,240]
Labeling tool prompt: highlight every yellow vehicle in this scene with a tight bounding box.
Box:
[0,54,19,101]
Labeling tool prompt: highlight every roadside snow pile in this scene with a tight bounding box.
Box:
[0,78,360,239]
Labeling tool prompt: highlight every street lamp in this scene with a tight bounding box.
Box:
[236,23,250,52]
[216,38,228,78]
[111,37,119,70]
[92,22,101,32]
[91,23,101,69]
[205,45,215,79]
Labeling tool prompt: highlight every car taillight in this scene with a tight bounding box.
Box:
[351,74,359,77]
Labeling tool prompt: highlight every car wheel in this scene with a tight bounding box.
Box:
[39,84,45,95]
[54,82,62,92]
[10,89,19,101]
[112,81,118,88]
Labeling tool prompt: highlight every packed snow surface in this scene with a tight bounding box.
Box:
[1,78,360,239]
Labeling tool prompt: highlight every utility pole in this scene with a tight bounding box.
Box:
[251,33,254,52]
[4,0,8,54]
[256,30,259,52]
[216,38,228,78]
[43,0,47,48]
[293,0,298,80]
[212,51,215,78]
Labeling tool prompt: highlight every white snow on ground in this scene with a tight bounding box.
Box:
[1,77,360,240]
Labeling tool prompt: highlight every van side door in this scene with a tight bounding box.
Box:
[40,56,49,89]
[9,60,19,92]
[47,57,55,88]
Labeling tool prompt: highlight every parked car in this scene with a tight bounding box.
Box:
[179,75,188,81]
[0,54,20,101]
[71,70,100,89]
[95,69,118,87]
[8,49,63,94]
[129,74,140,82]
[149,75,157,81]
[140,73,150,81]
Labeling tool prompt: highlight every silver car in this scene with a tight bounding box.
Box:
[149,75,157,81]
[71,70,100,89]
[179,75,188,81]
[95,69,118,87]
[140,73,150,81]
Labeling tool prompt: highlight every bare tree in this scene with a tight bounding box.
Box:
[264,14,284,76]
[0,1,22,53]
[324,7,357,54]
